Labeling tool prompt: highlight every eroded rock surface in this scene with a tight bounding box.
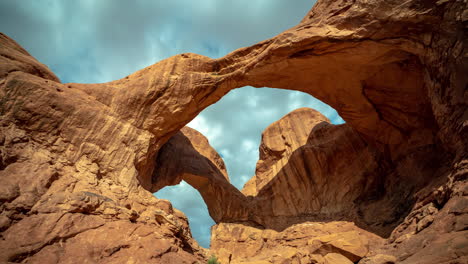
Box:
[0,34,207,263]
[242,107,330,197]
[1,0,467,263]
[211,221,383,264]
[153,127,251,223]
[207,108,467,263]
[243,108,387,232]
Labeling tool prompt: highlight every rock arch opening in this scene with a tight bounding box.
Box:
[136,17,454,250]
[186,86,345,190]
[154,87,344,247]
[156,181,215,248]
[140,37,448,240]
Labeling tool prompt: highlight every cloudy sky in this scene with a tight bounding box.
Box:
[0,0,345,248]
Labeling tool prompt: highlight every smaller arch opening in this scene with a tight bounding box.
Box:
[155,181,214,248]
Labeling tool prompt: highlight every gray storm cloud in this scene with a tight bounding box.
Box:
[0,0,314,82]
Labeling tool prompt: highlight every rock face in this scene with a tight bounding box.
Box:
[243,108,386,232]
[208,106,467,263]
[243,107,330,197]
[0,0,467,263]
[155,108,412,237]
[0,34,207,263]
[211,221,384,264]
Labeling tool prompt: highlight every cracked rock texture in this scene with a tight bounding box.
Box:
[0,0,467,263]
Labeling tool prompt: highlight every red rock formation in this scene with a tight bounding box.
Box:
[0,0,467,263]
[208,107,466,263]
[0,34,207,263]
[243,108,330,196]
[241,108,388,232]
[152,127,251,223]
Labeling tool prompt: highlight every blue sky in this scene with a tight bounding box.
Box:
[0,0,345,248]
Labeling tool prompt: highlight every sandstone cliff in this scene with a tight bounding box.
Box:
[1,0,467,263]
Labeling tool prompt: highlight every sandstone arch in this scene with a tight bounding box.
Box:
[66,0,465,191]
[0,0,466,263]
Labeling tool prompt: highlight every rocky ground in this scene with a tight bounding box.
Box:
[1,0,467,263]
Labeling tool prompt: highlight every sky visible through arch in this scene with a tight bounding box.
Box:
[0,0,346,248]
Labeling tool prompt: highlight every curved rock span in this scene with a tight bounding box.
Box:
[152,126,252,223]
[0,0,467,263]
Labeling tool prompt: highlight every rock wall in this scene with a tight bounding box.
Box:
[0,0,467,263]
[242,108,394,234]
[211,221,385,264]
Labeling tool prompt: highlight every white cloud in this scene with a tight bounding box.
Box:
[241,139,257,152]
